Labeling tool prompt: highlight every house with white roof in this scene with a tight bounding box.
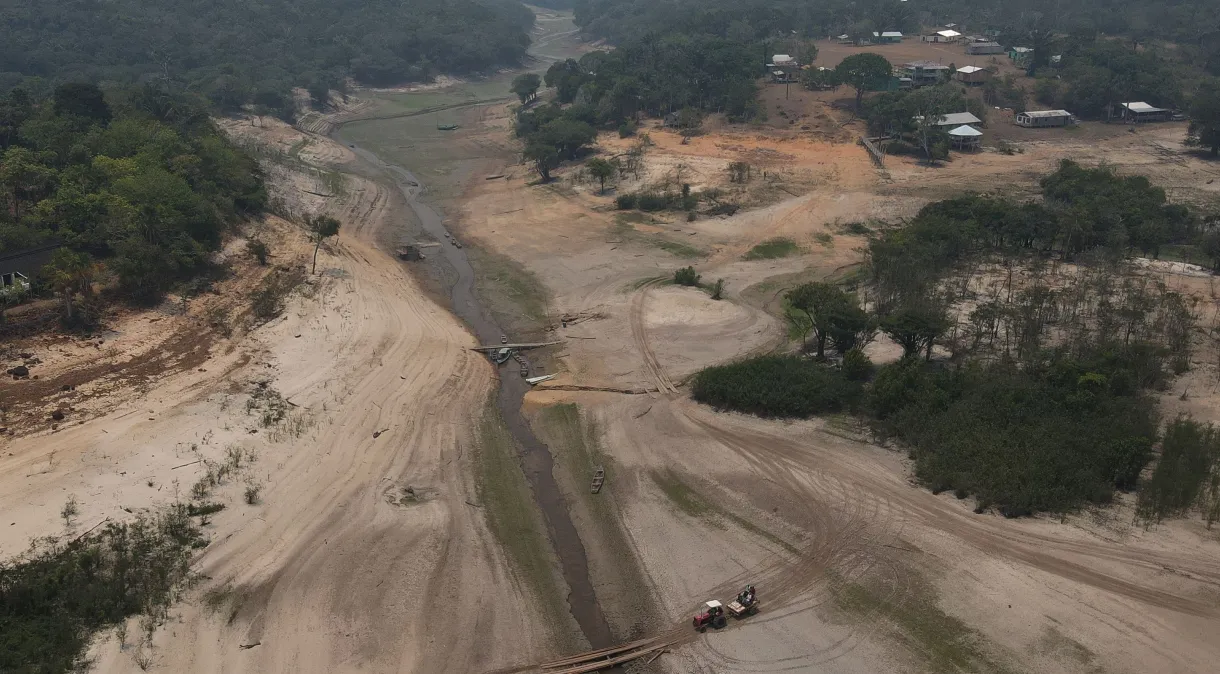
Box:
[1118,102,1171,123]
[923,29,962,43]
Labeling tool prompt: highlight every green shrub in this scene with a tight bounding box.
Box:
[618,121,637,138]
[0,505,205,673]
[246,239,270,265]
[186,501,226,516]
[842,348,874,381]
[674,266,701,286]
[636,192,673,211]
[692,355,862,418]
[615,193,638,210]
[885,139,919,156]
[1137,417,1220,525]
[874,358,1158,515]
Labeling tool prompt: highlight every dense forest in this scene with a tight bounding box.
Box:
[574,0,1220,75]
[694,161,1219,517]
[0,83,266,313]
[1,0,535,118]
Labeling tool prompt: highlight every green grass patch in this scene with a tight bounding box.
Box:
[832,576,1017,674]
[471,246,550,324]
[613,218,706,258]
[650,470,801,554]
[744,237,801,260]
[693,355,862,418]
[651,470,715,518]
[287,138,311,162]
[614,212,660,226]
[814,232,834,247]
[650,236,706,258]
[475,401,571,642]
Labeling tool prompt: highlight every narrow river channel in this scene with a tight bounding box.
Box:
[330,10,615,650]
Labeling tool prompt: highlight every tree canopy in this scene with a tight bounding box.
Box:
[1187,80,1220,157]
[0,0,535,118]
[836,53,893,112]
[0,83,266,300]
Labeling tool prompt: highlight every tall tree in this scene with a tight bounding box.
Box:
[44,249,99,323]
[52,83,111,125]
[511,73,542,104]
[835,53,892,112]
[524,141,560,182]
[585,157,616,193]
[908,85,957,164]
[307,214,342,274]
[881,302,949,361]
[786,282,856,358]
[1187,81,1220,157]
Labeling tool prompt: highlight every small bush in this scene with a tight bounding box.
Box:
[884,139,919,156]
[705,202,739,216]
[246,239,270,265]
[618,121,637,138]
[186,502,226,517]
[244,482,262,505]
[686,211,697,222]
[636,192,673,212]
[61,495,80,527]
[674,266,701,286]
[692,355,862,418]
[710,279,725,300]
[842,348,874,381]
[615,193,638,210]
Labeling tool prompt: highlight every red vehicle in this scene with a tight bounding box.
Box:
[693,600,727,632]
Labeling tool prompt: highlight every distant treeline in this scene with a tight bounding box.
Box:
[0,0,535,119]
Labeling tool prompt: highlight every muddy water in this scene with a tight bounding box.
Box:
[335,121,614,649]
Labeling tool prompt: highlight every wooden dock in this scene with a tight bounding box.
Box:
[590,467,605,494]
[470,341,563,352]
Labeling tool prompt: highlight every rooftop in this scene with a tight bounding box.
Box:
[938,112,983,126]
[1012,47,1034,53]
[937,29,962,37]
[772,54,794,63]
[1122,102,1167,113]
[948,125,983,137]
[957,66,985,73]
[969,41,1002,48]
[881,31,903,37]
[905,60,951,69]
[1021,109,1073,118]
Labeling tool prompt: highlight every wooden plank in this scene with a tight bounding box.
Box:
[470,341,564,352]
[540,638,657,669]
[548,643,672,674]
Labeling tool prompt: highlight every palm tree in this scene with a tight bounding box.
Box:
[45,249,99,322]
